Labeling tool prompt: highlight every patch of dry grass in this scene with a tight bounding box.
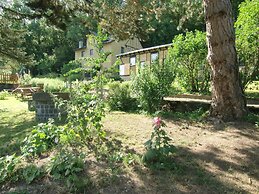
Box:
[102,112,259,194]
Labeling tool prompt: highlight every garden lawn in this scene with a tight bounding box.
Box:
[0,96,37,156]
[0,98,258,194]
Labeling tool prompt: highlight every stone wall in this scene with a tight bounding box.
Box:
[33,92,69,122]
[35,100,59,122]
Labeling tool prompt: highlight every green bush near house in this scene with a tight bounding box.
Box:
[167,30,210,94]
[132,61,175,113]
[235,0,259,88]
[107,81,137,112]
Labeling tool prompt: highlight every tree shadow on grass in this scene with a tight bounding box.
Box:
[0,111,38,157]
[132,148,247,194]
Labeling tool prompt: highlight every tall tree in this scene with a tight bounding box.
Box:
[203,0,247,120]
[0,1,32,67]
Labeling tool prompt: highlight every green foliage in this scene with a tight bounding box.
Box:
[21,119,64,157]
[107,81,137,111]
[235,0,259,88]
[168,30,210,93]
[19,73,32,86]
[61,60,83,82]
[22,164,43,184]
[30,77,66,92]
[0,154,21,183]
[22,18,87,76]
[66,82,106,143]
[143,117,175,165]
[132,61,175,113]
[0,90,9,100]
[48,149,85,190]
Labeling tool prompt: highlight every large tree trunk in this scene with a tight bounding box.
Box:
[203,0,247,121]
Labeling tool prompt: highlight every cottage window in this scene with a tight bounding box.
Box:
[90,49,94,56]
[130,56,136,66]
[121,47,125,53]
[79,41,83,48]
[79,39,87,48]
[151,52,159,63]
[120,65,125,75]
[140,61,145,67]
[81,51,86,57]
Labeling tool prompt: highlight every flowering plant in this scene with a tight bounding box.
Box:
[153,117,165,128]
[143,117,175,164]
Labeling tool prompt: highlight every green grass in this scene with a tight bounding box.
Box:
[30,77,67,93]
[0,96,37,156]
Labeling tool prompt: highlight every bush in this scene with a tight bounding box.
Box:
[132,61,175,113]
[235,0,259,88]
[66,81,106,142]
[168,30,210,93]
[22,164,44,184]
[61,60,83,82]
[107,81,137,111]
[19,73,32,86]
[47,149,85,190]
[0,90,9,100]
[21,119,64,157]
[0,154,21,183]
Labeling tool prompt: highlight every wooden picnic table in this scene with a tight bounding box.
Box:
[12,86,41,98]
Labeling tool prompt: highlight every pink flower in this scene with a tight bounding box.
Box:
[153,117,162,128]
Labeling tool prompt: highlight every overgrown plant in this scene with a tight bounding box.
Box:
[47,148,85,190]
[107,81,137,111]
[21,119,64,157]
[0,90,9,100]
[0,154,21,183]
[133,61,175,113]
[235,0,259,88]
[168,30,210,93]
[22,164,43,184]
[19,73,32,86]
[66,81,106,145]
[143,117,175,165]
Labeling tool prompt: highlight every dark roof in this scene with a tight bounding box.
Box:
[116,43,172,57]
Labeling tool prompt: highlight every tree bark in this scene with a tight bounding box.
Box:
[203,0,247,121]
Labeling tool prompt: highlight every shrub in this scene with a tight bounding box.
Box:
[61,60,83,82]
[132,61,175,113]
[21,119,64,157]
[47,149,85,190]
[107,81,137,111]
[235,0,259,88]
[0,154,21,183]
[22,164,44,184]
[19,73,32,86]
[0,90,9,100]
[168,30,210,93]
[66,81,106,142]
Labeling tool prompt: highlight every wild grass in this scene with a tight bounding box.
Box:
[30,77,67,93]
